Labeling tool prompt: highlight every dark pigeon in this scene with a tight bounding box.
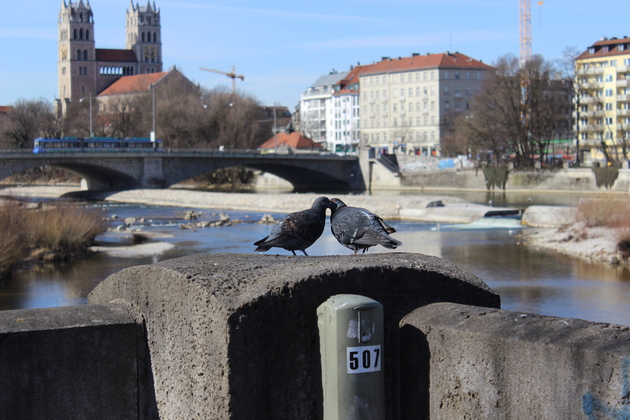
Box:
[254,196,333,256]
[329,198,402,254]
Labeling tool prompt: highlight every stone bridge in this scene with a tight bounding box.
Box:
[0,149,369,192]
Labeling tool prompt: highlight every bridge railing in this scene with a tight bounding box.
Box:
[0,147,357,158]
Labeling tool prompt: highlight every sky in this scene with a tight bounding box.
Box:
[0,0,628,110]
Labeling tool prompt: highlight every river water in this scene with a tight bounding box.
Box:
[1,190,629,327]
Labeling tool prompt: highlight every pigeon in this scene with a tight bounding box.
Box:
[254,196,333,256]
[329,198,402,254]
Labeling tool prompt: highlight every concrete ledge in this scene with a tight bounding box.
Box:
[89,252,500,420]
[522,205,578,227]
[400,202,521,223]
[400,302,630,419]
[0,303,151,420]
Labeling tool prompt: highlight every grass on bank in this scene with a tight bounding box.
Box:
[576,198,630,260]
[0,200,106,278]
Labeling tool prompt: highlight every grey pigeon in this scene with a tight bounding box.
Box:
[254,196,333,256]
[329,198,402,254]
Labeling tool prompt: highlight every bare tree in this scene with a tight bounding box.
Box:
[0,99,58,148]
[453,53,571,168]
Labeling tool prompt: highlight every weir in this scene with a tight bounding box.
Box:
[1,253,629,419]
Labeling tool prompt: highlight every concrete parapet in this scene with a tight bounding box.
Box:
[400,302,630,419]
[88,252,499,420]
[0,303,152,420]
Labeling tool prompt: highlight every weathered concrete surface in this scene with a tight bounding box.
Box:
[89,252,500,420]
[522,205,578,227]
[400,302,630,420]
[0,303,153,420]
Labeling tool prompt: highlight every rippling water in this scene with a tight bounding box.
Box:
[1,192,630,327]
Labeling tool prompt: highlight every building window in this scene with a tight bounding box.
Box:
[444,71,449,80]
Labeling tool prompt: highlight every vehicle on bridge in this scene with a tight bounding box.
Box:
[33,137,163,153]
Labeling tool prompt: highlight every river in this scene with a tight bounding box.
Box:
[1,189,629,327]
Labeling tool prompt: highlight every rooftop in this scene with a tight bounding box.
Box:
[95,49,138,63]
[98,72,168,96]
[578,37,630,60]
[361,52,493,76]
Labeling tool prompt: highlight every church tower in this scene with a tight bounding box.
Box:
[58,0,96,104]
[126,1,163,75]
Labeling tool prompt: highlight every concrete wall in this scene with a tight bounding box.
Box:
[3,254,630,419]
[0,303,155,420]
[88,252,499,420]
[400,302,630,420]
[399,167,630,193]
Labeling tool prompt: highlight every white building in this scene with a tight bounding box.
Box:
[299,72,348,148]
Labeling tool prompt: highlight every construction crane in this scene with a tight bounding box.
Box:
[199,66,244,94]
[519,0,532,67]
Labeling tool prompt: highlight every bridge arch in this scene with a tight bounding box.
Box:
[161,156,364,192]
[0,157,141,191]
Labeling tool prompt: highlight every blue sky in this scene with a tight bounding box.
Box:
[0,0,627,110]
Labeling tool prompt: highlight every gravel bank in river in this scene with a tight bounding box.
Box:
[0,186,467,220]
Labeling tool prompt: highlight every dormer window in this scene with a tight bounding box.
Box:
[589,47,595,54]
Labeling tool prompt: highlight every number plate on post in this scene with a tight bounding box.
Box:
[346,345,382,374]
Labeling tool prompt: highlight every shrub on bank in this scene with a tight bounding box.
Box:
[0,200,106,278]
[576,198,630,228]
[576,198,630,261]
[0,201,29,277]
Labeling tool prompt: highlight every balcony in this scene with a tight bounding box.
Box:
[581,124,602,132]
[617,94,630,102]
[422,95,429,101]
[400,95,406,102]
[617,79,628,88]
[579,67,606,76]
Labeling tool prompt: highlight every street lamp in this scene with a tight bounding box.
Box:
[150,83,156,146]
[79,92,93,138]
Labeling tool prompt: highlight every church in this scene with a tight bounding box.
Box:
[57,0,164,113]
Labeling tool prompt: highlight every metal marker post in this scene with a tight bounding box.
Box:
[317,294,385,420]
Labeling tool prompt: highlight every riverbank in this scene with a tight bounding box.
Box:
[1,185,627,267]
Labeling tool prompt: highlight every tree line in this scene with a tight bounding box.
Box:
[0,76,274,150]
[444,53,575,168]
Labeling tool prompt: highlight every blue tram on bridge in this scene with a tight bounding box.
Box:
[33,137,163,153]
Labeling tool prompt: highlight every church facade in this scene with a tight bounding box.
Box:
[57,0,163,111]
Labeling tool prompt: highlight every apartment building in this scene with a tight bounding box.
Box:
[329,64,374,153]
[299,72,348,146]
[359,52,492,156]
[575,37,630,164]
